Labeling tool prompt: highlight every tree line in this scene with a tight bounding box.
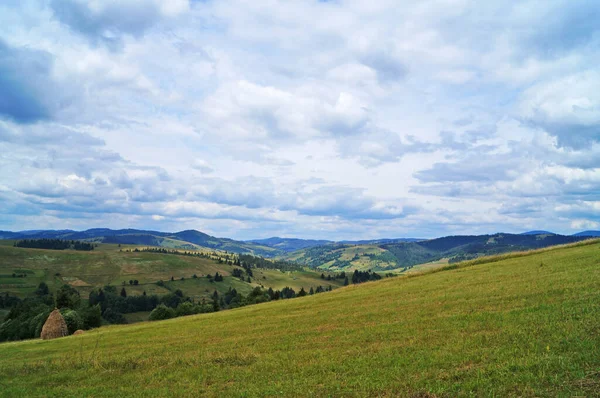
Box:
[14,239,95,251]
[0,277,340,341]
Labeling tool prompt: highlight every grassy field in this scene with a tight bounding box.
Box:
[283,243,400,271]
[0,243,342,304]
[0,240,598,396]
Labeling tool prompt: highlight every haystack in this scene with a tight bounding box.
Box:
[73,329,85,335]
[40,309,69,340]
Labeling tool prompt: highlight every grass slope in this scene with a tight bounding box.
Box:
[1,240,599,396]
[0,243,338,306]
[284,233,590,272]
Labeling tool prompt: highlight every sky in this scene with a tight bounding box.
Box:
[0,0,599,240]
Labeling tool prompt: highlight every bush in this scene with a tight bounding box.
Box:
[80,304,102,329]
[149,304,175,321]
[102,308,126,324]
[61,309,83,334]
[56,285,81,309]
[175,302,196,317]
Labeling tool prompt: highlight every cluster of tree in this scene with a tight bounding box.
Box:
[14,239,94,251]
[231,267,252,282]
[129,247,228,264]
[10,272,28,278]
[0,292,22,309]
[0,283,102,342]
[0,282,199,341]
[88,285,190,323]
[237,254,300,272]
[351,270,382,284]
[132,247,210,257]
[320,271,346,281]
[207,272,224,282]
[148,283,332,322]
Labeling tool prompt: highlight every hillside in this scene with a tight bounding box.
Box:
[0,240,598,396]
[0,243,342,307]
[573,230,600,237]
[283,232,590,271]
[1,229,279,256]
[3,229,596,272]
[247,237,332,252]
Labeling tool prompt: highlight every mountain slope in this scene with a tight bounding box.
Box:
[573,230,600,237]
[1,240,599,396]
[520,230,555,235]
[247,237,332,252]
[0,243,330,303]
[3,228,279,256]
[284,233,591,271]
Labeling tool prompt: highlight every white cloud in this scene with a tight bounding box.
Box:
[0,0,599,239]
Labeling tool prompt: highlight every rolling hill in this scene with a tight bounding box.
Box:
[1,239,598,396]
[247,237,332,252]
[1,228,279,256]
[573,230,600,237]
[0,242,340,305]
[2,229,597,272]
[283,233,591,271]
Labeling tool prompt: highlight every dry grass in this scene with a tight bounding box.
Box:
[40,309,68,340]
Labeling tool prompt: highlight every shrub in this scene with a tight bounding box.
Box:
[61,309,83,334]
[175,302,196,317]
[149,304,175,321]
[56,285,81,309]
[80,304,102,329]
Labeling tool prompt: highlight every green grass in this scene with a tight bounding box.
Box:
[1,240,599,396]
[0,244,345,306]
[122,311,152,323]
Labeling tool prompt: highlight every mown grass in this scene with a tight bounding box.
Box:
[1,240,599,396]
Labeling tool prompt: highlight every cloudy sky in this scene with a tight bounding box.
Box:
[0,0,599,240]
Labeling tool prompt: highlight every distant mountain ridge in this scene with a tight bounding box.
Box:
[1,228,278,257]
[247,237,332,252]
[2,228,597,270]
[520,230,556,235]
[572,230,600,237]
[282,232,594,271]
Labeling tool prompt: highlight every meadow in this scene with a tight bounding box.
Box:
[0,242,341,306]
[0,240,598,396]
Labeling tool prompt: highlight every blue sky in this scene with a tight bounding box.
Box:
[0,0,599,240]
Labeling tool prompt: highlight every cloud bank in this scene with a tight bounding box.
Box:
[0,0,599,239]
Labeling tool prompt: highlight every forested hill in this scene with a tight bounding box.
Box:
[1,229,597,270]
[282,233,591,271]
[1,229,278,257]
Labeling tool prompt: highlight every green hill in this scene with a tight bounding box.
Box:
[283,233,590,271]
[0,242,341,306]
[1,240,599,396]
[2,229,280,257]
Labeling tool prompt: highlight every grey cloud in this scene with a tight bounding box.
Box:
[360,52,408,83]
[0,40,59,123]
[520,0,600,59]
[50,0,179,50]
[414,156,522,183]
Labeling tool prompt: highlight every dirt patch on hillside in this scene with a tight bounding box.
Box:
[67,278,91,287]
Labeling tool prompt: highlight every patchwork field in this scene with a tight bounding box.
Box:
[1,240,598,396]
